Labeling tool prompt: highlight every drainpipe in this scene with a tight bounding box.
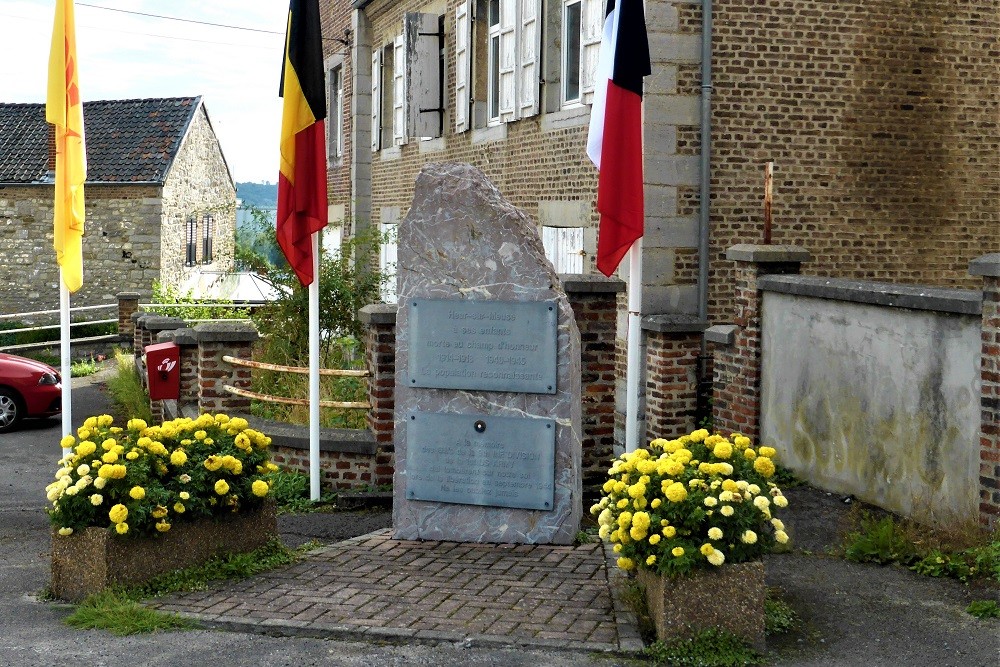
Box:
[697,0,713,331]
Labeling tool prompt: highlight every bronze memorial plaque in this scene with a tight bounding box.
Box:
[408,298,558,394]
[405,411,556,510]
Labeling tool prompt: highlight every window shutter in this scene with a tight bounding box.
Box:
[371,48,382,151]
[581,0,605,104]
[517,0,541,118]
[380,222,399,303]
[454,1,471,133]
[542,226,585,274]
[497,0,517,122]
[405,13,442,139]
[393,34,408,146]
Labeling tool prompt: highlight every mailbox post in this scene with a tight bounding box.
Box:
[145,342,180,400]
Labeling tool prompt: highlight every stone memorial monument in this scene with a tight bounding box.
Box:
[392,162,583,545]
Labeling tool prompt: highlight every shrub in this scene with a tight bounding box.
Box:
[591,429,789,576]
[47,413,278,537]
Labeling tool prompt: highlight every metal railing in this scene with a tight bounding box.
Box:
[0,303,119,353]
[221,355,371,410]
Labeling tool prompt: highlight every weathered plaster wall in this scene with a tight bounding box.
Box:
[759,291,981,523]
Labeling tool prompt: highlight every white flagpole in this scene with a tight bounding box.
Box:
[309,232,321,501]
[624,240,642,453]
[60,271,72,458]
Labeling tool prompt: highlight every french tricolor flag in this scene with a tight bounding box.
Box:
[586,0,651,277]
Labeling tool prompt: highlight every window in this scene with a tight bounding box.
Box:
[328,64,344,163]
[456,0,540,132]
[371,14,444,150]
[185,215,197,267]
[562,0,582,105]
[379,221,398,303]
[542,225,584,273]
[201,213,214,264]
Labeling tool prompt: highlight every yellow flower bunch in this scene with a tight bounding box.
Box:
[48,413,276,539]
[592,429,789,577]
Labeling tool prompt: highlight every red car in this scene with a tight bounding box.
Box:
[0,353,62,432]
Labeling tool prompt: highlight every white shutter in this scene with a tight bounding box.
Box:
[405,13,442,139]
[517,0,541,118]
[380,222,398,303]
[542,226,584,274]
[454,1,471,133]
[393,34,408,146]
[371,48,382,151]
[497,0,518,122]
[581,0,605,104]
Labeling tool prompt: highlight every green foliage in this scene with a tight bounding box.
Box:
[131,538,298,598]
[70,357,101,378]
[0,319,116,347]
[235,182,277,208]
[65,588,194,635]
[264,468,336,514]
[764,594,799,635]
[644,629,762,667]
[965,600,1000,619]
[105,349,153,423]
[147,281,251,321]
[235,204,283,271]
[843,514,917,566]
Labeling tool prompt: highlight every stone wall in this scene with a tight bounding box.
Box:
[160,105,237,290]
[0,183,163,314]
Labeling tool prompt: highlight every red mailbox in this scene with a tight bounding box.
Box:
[145,342,180,400]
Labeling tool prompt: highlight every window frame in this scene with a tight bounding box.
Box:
[561,0,583,107]
[328,63,344,164]
[487,0,502,126]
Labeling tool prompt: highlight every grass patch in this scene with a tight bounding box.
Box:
[764,591,799,636]
[65,588,194,635]
[264,468,337,514]
[105,348,152,423]
[843,511,1000,584]
[644,629,762,667]
[70,357,101,377]
[966,600,1000,619]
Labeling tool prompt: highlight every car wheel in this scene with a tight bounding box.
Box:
[0,388,23,433]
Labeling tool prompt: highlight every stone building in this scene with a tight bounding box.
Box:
[0,96,236,315]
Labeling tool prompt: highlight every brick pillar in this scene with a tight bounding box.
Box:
[193,321,259,415]
[970,254,1000,530]
[136,315,185,398]
[562,274,625,496]
[713,245,810,439]
[168,328,200,408]
[117,292,140,343]
[642,315,708,439]
[359,304,397,486]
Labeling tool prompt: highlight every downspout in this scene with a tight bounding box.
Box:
[697,0,713,334]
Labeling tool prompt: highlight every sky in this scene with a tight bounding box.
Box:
[0,0,291,184]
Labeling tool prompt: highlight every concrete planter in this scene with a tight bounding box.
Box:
[51,503,277,602]
[636,560,765,650]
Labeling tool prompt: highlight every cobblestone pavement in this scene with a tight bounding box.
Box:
[149,529,643,654]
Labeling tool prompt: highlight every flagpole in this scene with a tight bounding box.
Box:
[624,240,642,453]
[60,272,72,457]
[309,232,321,500]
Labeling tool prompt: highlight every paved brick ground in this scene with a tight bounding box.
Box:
[148,530,642,653]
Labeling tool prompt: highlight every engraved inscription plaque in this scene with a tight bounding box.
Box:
[406,411,556,510]
[409,299,558,393]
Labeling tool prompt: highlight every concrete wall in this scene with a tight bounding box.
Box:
[759,282,981,523]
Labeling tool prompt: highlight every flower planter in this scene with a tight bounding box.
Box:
[51,502,276,602]
[636,560,765,650]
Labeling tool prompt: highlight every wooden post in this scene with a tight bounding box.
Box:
[763,161,773,244]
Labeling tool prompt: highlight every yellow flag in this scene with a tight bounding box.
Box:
[46,0,86,293]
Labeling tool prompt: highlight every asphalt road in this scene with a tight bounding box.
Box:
[1,371,997,666]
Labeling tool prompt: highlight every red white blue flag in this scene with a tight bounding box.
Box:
[586,0,651,277]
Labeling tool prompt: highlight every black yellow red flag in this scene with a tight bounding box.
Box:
[278,0,327,286]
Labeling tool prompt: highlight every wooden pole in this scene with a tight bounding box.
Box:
[763,161,773,244]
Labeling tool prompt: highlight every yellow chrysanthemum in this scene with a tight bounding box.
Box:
[775,530,789,544]
[629,525,647,541]
[744,448,757,460]
[689,429,709,442]
[58,527,74,536]
[156,522,171,533]
[671,547,685,557]
[649,534,661,545]
[741,530,758,544]
[129,486,146,500]
[664,482,688,503]
[151,506,168,519]
[126,419,147,431]
[108,504,128,524]
[754,457,776,478]
[707,550,725,566]
[115,522,129,535]
[774,495,788,508]
[663,526,677,538]
[252,480,269,497]
[758,446,777,458]
[704,496,718,507]
[179,491,190,500]
[645,555,657,566]
[720,505,735,517]
[60,435,76,449]
[649,438,669,450]
[734,435,751,449]
[214,479,230,495]
[75,441,97,457]
[712,441,733,459]
[97,415,114,428]
[708,527,723,540]
[700,543,715,556]
[616,498,629,509]
[174,502,186,514]
[170,449,188,466]
[616,557,635,571]
[125,451,139,460]
[650,498,662,509]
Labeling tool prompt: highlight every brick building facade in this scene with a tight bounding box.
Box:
[0,97,236,315]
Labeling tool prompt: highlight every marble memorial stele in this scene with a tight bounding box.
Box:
[392,162,582,544]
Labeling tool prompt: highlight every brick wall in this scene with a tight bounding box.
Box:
[320,0,354,232]
[973,262,1000,529]
[677,0,1000,321]
[643,319,706,439]
[270,448,377,490]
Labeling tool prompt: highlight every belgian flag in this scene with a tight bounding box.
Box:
[278,0,327,286]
